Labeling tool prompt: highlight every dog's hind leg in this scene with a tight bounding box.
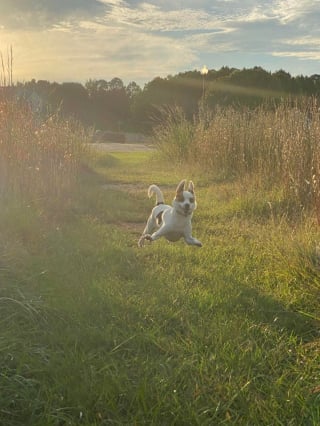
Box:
[138,225,167,247]
[138,214,157,247]
[138,233,153,247]
[142,214,157,236]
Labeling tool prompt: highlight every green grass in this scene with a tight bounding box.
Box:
[1,151,319,425]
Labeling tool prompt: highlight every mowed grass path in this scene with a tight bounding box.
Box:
[1,150,319,425]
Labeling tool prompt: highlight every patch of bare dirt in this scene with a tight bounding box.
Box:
[116,221,144,233]
[90,142,155,152]
[101,183,146,193]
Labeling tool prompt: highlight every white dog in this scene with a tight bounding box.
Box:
[138,179,202,247]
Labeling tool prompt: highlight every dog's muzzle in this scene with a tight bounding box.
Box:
[183,204,192,215]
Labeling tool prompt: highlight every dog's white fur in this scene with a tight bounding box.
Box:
[138,179,202,247]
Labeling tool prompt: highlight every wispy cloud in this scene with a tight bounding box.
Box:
[104,3,220,32]
[272,51,320,61]
[271,0,318,24]
[284,36,320,47]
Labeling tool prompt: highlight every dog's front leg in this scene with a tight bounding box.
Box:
[184,235,202,247]
[183,224,202,247]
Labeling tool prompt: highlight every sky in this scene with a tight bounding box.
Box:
[0,0,320,86]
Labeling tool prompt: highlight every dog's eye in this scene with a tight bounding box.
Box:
[190,198,194,203]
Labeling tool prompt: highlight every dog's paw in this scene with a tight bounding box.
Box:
[138,234,153,247]
[192,240,203,247]
[138,236,145,247]
[186,237,203,247]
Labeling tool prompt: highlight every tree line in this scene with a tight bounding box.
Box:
[11,66,320,133]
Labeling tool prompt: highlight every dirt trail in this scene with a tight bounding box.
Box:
[89,142,155,152]
[89,141,151,238]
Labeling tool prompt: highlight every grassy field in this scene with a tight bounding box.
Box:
[0,147,319,425]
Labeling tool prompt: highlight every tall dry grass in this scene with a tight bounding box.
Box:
[0,97,88,204]
[0,46,13,87]
[153,106,195,162]
[154,98,320,215]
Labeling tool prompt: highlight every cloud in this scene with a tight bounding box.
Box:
[104,3,221,32]
[284,36,320,47]
[272,51,320,61]
[1,0,320,84]
[270,35,320,62]
[271,0,319,24]
[1,18,197,84]
[0,0,106,29]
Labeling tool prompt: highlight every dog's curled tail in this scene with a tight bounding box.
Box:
[148,184,165,205]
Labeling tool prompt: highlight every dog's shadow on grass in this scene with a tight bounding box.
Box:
[231,286,318,342]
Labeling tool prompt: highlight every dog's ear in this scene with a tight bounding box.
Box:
[176,179,186,196]
[188,181,195,194]
[175,180,186,201]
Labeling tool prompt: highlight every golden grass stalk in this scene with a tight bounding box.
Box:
[0,46,13,87]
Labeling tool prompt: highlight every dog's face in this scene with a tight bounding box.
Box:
[173,179,197,216]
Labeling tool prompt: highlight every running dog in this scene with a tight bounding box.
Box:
[138,179,202,247]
